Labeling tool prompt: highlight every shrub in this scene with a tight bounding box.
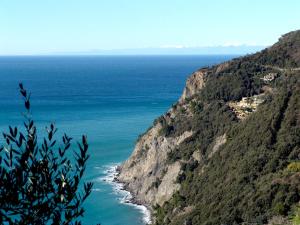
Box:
[273,203,287,215]
[287,162,300,172]
[290,205,300,225]
[0,84,94,224]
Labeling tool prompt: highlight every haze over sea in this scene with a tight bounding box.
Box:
[0,55,234,225]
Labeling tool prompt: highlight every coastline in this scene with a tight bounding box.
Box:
[100,164,152,225]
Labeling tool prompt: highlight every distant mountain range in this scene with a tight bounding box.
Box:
[56,45,265,56]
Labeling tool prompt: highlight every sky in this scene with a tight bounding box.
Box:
[0,0,299,55]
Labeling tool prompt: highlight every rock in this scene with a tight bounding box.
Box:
[215,62,230,74]
[117,122,193,206]
[266,216,291,225]
[208,133,227,159]
[192,149,202,162]
[180,69,208,102]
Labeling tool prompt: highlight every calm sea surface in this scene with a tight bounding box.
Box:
[0,55,234,225]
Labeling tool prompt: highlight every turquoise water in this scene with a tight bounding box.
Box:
[0,55,234,225]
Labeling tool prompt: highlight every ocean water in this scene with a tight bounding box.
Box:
[0,55,234,225]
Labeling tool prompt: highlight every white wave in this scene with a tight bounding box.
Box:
[92,188,102,192]
[98,163,152,224]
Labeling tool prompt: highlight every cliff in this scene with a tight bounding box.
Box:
[117,30,300,225]
[117,68,206,207]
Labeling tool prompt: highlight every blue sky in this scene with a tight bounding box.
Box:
[0,0,299,55]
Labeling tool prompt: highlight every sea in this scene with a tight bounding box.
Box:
[0,55,234,225]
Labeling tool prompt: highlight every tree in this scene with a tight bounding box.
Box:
[0,84,93,224]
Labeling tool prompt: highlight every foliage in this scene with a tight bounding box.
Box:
[155,116,174,137]
[167,101,237,163]
[0,84,94,225]
[189,100,203,114]
[290,205,300,225]
[287,162,300,172]
[249,30,300,68]
[153,31,300,225]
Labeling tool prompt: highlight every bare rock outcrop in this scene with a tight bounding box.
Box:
[179,69,208,102]
[117,121,193,206]
[208,134,227,159]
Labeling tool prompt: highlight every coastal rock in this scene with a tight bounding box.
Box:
[117,120,193,206]
[179,69,208,102]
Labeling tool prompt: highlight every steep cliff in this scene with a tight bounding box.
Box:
[118,66,210,207]
[117,30,300,225]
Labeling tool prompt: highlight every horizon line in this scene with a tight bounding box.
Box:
[0,45,266,57]
[0,53,246,57]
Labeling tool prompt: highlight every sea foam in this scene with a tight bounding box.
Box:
[96,164,151,224]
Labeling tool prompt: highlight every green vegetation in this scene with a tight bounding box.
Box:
[201,61,264,102]
[167,101,236,163]
[290,205,300,225]
[249,30,300,68]
[287,162,300,172]
[0,84,95,224]
[153,31,300,225]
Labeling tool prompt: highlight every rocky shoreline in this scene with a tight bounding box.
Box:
[113,166,152,224]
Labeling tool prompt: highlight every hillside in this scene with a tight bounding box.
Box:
[117,30,300,225]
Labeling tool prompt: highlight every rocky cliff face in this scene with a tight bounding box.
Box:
[179,69,208,102]
[117,73,199,206]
